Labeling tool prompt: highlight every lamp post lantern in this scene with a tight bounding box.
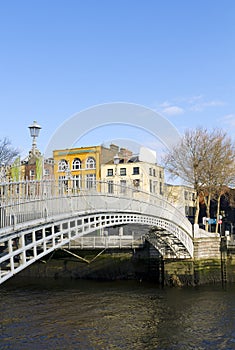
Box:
[28,121,41,153]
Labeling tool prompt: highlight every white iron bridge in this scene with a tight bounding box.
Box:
[0,180,194,285]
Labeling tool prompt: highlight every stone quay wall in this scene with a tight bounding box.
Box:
[14,233,235,287]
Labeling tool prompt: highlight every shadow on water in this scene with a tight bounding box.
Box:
[1,277,235,350]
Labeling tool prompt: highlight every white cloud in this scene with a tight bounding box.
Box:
[189,97,225,112]
[187,95,204,103]
[161,105,184,116]
[156,95,225,118]
[205,100,225,107]
[221,114,235,127]
[159,101,171,108]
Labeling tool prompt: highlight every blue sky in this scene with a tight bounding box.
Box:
[0,0,235,159]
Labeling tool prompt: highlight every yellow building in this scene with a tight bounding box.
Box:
[53,144,132,192]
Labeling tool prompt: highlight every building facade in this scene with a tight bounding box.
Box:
[165,184,196,221]
[53,144,132,192]
[21,150,54,181]
[101,154,164,196]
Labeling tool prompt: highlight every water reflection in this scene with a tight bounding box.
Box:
[1,278,235,349]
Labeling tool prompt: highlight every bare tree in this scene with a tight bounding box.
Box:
[0,138,19,165]
[163,127,210,224]
[201,130,235,233]
[163,127,235,228]
[198,130,235,231]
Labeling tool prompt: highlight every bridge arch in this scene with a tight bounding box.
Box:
[0,183,194,285]
[0,212,193,285]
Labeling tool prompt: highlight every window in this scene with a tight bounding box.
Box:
[120,180,126,194]
[72,158,81,170]
[120,168,126,176]
[30,169,35,179]
[108,180,114,194]
[153,180,158,193]
[160,182,163,195]
[72,175,81,189]
[44,168,50,176]
[133,179,140,188]
[58,159,68,172]
[153,169,156,177]
[149,168,152,176]
[59,175,66,183]
[133,167,139,175]
[107,168,113,176]
[86,157,96,169]
[159,170,162,179]
[149,179,153,193]
[58,176,68,193]
[86,174,96,189]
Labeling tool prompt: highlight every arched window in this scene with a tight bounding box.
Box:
[58,159,68,172]
[86,157,96,169]
[72,158,81,170]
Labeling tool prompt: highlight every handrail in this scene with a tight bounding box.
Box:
[0,179,192,232]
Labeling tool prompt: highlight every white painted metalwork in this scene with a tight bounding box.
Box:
[0,180,194,284]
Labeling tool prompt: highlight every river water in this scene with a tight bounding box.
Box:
[1,277,235,350]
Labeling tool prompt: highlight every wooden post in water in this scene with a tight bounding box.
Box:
[220,236,227,287]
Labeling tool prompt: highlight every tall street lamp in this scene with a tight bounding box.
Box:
[28,121,41,154]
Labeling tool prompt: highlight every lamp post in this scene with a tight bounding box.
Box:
[113,154,120,194]
[28,121,42,189]
[28,121,41,154]
[65,165,72,194]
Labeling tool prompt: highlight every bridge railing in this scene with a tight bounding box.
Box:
[66,234,145,249]
[0,179,192,239]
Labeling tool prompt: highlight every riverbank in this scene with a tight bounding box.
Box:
[16,247,235,287]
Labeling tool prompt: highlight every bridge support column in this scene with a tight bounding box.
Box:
[19,235,26,265]
[8,238,14,272]
[42,228,46,252]
[32,230,37,258]
[51,225,56,248]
